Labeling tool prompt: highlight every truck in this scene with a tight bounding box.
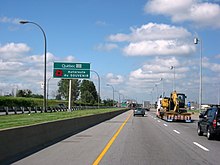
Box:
[156,91,191,122]
[143,101,151,110]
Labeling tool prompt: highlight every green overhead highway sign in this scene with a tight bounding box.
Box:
[53,62,90,79]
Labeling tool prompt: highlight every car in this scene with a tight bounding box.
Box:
[197,106,220,140]
[143,108,150,111]
[133,108,145,117]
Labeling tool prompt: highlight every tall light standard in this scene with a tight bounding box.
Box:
[114,90,121,107]
[47,77,52,101]
[155,84,158,100]
[170,66,175,91]
[20,20,47,112]
[91,70,100,108]
[159,78,164,97]
[106,84,114,107]
[194,37,202,110]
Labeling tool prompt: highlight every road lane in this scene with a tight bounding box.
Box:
[13,110,132,165]
[100,111,220,165]
[148,111,220,153]
[13,110,220,165]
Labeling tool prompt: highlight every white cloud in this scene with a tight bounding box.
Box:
[108,22,191,42]
[108,23,194,56]
[0,16,20,24]
[203,57,220,72]
[145,0,220,28]
[94,43,118,51]
[0,42,76,95]
[64,55,75,61]
[127,57,190,90]
[95,21,108,26]
[0,60,24,71]
[123,40,195,56]
[106,73,124,84]
[0,43,31,60]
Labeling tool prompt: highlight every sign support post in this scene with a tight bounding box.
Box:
[53,62,91,111]
[68,80,72,112]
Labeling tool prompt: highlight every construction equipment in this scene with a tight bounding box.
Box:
[156,91,191,122]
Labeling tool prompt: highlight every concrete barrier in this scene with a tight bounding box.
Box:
[0,109,129,164]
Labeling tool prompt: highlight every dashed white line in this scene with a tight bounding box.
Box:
[163,124,168,127]
[157,120,161,123]
[154,118,157,120]
[173,130,180,134]
[193,142,210,152]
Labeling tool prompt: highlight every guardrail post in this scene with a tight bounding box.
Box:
[27,107,31,114]
[21,107,24,114]
[12,107,17,114]
[4,107,8,115]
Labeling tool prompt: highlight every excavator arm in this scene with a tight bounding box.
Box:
[171,91,179,112]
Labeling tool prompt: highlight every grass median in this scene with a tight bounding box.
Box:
[0,108,126,130]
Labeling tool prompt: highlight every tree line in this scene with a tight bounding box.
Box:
[16,79,114,106]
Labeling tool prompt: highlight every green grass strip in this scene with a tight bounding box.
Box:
[0,108,126,130]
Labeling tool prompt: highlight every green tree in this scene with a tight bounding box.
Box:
[57,79,80,101]
[80,80,98,104]
[16,89,32,97]
[31,94,43,98]
[103,99,113,106]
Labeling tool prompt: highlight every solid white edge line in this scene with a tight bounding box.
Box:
[163,124,168,127]
[193,142,210,152]
[173,130,180,134]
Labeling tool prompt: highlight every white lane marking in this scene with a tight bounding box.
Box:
[173,130,180,134]
[157,120,161,123]
[154,118,157,120]
[193,142,210,152]
[163,124,168,127]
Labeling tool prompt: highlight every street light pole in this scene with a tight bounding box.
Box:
[91,70,100,108]
[47,77,52,101]
[170,66,175,91]
[194,37,202,111]
[155,84,158,100]
[159,78,164,97]
[20,20,47,112]
[107,84,114,107]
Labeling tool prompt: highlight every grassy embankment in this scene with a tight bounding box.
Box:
[0,108,125,130]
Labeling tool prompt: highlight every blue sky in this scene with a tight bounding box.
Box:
[1,0,220,104]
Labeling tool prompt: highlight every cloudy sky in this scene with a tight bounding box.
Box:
[1,0,220,104]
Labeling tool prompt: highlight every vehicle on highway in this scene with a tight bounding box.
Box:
[156,91,191,122]
[197,106,220,140]
[143,108,150,111]
[133,108,145,117]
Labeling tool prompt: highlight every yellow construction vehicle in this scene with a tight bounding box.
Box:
[157,91,191,122]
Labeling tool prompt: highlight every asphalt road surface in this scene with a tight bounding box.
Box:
[13,110,220,165]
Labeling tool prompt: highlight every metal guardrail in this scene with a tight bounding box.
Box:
[0,106,112,116]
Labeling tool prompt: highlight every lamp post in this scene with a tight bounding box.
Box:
[114,90,121,107]
[20,20,47,112]
[194,37,202,111]
[170,66,175,91]
[106,84,114,107]
[161,78,164,97]
[47,77,52,101]
[155,84,158,100]
[91,70,100,108]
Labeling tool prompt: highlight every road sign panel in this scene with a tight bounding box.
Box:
[54,62,90,70]
[53,62,90,79]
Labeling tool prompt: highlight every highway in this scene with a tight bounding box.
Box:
[13,110,220,165]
